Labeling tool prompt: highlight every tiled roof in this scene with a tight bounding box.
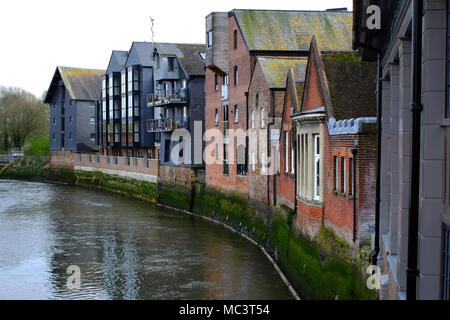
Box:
[322,52,376,120]
[58,66,105,101]
[232,9,353,52]
[258,57,308,88]
[154,43,206,76]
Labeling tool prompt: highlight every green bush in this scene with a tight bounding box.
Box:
[24,136,50,156]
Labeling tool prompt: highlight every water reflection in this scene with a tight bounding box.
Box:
[0,180,292,300]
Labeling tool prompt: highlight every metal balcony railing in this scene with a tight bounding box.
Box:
[146,117,189,132]
[147,89,187,107]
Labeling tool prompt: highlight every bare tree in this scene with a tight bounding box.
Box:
[0,87,49,149]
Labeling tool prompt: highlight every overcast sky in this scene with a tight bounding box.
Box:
[0,0,352,98]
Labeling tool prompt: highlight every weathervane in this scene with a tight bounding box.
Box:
[150,16,155,44]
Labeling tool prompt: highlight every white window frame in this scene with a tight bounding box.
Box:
[313,134,320,201]
[343,157,347,194]
[251,111,255,129]
[261,108,265,128]
[335,156,339,191]
[251,152,256,171]
[261,152,266,174]
[291,140,295,175]
[285,131,289,173]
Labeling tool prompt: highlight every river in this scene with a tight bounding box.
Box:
[0,179,292,300]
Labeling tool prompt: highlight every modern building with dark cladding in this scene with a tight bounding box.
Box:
[45,66,104,152]
[148,42,206,169]
[99,42,156,158]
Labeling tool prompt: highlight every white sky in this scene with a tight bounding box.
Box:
[0,0,352,99]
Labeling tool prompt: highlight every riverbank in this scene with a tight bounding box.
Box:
[0,158,74,183]
[1,161,376,300]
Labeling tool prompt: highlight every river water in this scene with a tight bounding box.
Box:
[0,179,292,300]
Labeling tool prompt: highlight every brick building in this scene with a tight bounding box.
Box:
[276,69,304,210]
[247,57,307,212]
[290,37,377,245]
[204,9,353,199]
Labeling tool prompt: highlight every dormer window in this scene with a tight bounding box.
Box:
[168,57,175,71]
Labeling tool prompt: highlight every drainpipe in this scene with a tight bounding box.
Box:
[372,52,383,266]
[406,0,423,301]
[351,141,358,242]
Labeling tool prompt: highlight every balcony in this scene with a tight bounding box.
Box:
[146,117,189,133]
[147,89,186,107]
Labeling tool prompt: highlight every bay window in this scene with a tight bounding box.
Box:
[314,134,320,200]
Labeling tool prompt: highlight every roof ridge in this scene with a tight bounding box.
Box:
[58,66,105,72]
[231,8,352,13]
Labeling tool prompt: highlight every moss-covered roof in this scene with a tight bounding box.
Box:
[321,52,376,120]
[258,57,307,88]
[58,66,105,101]
[232,9,353,52]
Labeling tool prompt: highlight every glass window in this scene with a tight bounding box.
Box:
[343,158,347,194]
[285,131,289,173]
[208,31,213,47]
[234,105,239,123]
[251,152,256,171]
[237,144,247,175]
[234,66,238,86]
[215,74,219,91]
[133,69,140,91]
[214,109,219,126]
[168,57,175,71]
[314,135,320,200]
[335,156,339,191]
[251,110,255,129]
[109,76,113,97]
[234,30,237,49]
[128,68,133,92]
[121,71,126,94]
[102,77,106,98]
[291,137,295,175]
[261,108,265,128]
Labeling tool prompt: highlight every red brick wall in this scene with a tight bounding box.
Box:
[50,150,75,169]
[247,61,274,208]
[204,15,251,194]
[322,124,376,245]
[159,165,192,186]
[296,200,324,237]
[302,51,324,112]
[276,75,295,209]
[76,154,159,177]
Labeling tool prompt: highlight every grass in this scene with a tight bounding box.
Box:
[24,136,50,156]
